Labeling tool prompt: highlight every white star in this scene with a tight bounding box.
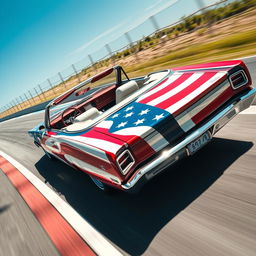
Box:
[134,118,145,125]
[125,106,134,112]
[153,113,164,121]
[112,113,119,119]
[124,112,134,118]
[117,121,127,128]
[139,109,150,116]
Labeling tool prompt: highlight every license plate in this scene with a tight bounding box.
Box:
[187,131,211,155]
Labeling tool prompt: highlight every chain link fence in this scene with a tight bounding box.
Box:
[0,0,239,118]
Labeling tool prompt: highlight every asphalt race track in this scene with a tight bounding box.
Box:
[0,57,256,256]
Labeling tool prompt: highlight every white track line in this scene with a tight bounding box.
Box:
[239,105,256,115]
[0,100,79,124]
[0,150,123,256]
[241,55,256,62]
[0,110,44,124]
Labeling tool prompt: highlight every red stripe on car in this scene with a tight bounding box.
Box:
[139,73,193,104]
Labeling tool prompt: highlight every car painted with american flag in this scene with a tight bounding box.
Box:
[29,60,256,192]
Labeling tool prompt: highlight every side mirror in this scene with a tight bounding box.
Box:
[39,125,45,130]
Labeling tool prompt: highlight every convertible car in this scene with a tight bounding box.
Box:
[29,60,256,192]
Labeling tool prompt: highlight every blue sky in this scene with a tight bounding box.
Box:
[0,0,216,109]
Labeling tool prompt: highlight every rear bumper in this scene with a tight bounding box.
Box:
[121,88,256,192]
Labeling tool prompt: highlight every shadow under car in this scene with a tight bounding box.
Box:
[35,137,253,255]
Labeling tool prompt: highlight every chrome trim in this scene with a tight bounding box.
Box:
[116,149,135,175]
[64,154,121,185]
[229,70,248,89]
[121,88,256,190]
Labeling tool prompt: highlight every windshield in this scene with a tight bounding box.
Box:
[49,83,115,122]
[46,66,121,128]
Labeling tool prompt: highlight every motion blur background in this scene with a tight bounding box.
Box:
[0,0,255,120]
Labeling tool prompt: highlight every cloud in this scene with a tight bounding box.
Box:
[145,0,163,11]
[69,0,178,57]
[126,0,179,32]
[69,22,125,56]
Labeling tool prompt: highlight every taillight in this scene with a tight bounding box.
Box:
[229,70,248,89]
[116,150,135,175]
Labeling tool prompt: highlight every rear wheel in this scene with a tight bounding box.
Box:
[90,176,112,193]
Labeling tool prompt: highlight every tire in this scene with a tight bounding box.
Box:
[90,176,112,193]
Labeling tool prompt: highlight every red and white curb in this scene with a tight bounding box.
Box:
[0,150,122,256]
